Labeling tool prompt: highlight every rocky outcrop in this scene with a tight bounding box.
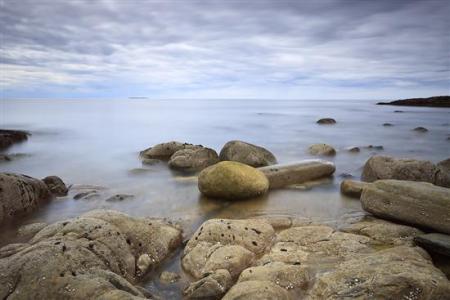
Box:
[361,180,450,234]
[168,146,219,172]
[377,95,450,107]
[316,118,336,124]
[42,176,68,197]
[0,129,29,151]
[413,126,428,132]
[340,179,370,198]
[414,233,450,257]
[0,173,51,224]
[219,140,277,167]
[140,141,198,160]
[361,155,450,187]
[198,161,269,200]
[0,210,182,299]
[259,160,335,189]
[308,144,336,156]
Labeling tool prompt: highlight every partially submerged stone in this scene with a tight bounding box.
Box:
[414,233,450,257]
[198,161,269,200]
[140,141,198,160]
[219,140,277,167]
[0,129,29,150]
[308,143,336,156]
[340,179,370,198]
[168,146,219,172]
[259,160,335,189]
[316,118,336,125]
[42,175,68,196]
[361,180,450,234]
[413,126,428,132]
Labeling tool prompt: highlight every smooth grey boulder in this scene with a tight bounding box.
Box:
[42,175,68,197]
[340,179,371,198]
[259,160,335,189]
[361,180,450,234]
[140,141,198,160]
[414,233,450,257]
[0,173,51,224]
[308,143,336,156]
[168,146,219,172]
[219,140,277,167]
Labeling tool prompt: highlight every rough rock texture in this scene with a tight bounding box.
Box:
[414,233,450,257]
[308,144,336,156]
[219,140,277,167]
[223,280,292,300]
[168,146,219,172]
[340,180,370,198]
[316,118,336,125]
[259,160,335,189]
[140,141,198,160]
[42,176,68,197]
[361,180,450,234]
[0,210,182,299]
[0,173,51,224]
[361,155,448,186]
[309,246,450,299]
[198,161,269,200]
[0,130,29,151]
[377,95,450,107]
[17,222,48,238]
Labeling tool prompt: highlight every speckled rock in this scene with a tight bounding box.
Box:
[219,140,277,167]
[42,176,68,197]
[223,280,292,300]
[198,161,269,200]
[340,180,371,198]
[308,144,336,156]
[17,222,48,238]
[168,146,219,172]
[140,141,198,160]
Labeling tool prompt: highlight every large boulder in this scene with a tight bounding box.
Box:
[140,141,198,160]
[0,173,51,224]
[308,144,336,156]
[361,180,450,234]
[0,210,182,299]
[0,129,29,150]
[309,246,450,299]
[219,140,277,167]
[198,161,269,200]
[259,160,335,189]
[168,146,219,172]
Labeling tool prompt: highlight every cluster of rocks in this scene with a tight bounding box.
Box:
[0,130,29,151]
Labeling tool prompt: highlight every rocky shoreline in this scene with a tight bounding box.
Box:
[377,95,450,107]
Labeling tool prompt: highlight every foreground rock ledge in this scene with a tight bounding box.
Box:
[0,210,182,299]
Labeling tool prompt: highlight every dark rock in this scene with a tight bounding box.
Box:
[42,176,68,197]
[394,110,404,113]
[377,96,450,107]
[73,191,100,200]
[414,233,450,257]
[0,129,29,150]
[339,173,354,178]
[347,146,360,153]
[140,141,199,160]
[365,145,384,150]
[435,158,450,188]
[169,146,219,172]
[413,126,428,132]
[105,194,134,202]
[316,118,336,125]
[219,140,277,167]
[383,123,394,127]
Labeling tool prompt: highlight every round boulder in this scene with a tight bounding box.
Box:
[316,118,336,125]
[219,140,277,167]
[42,176,68,197]
[140,141,198,160]
[198,161,269,200]
[169,146,219,172]
[308,144,336,156]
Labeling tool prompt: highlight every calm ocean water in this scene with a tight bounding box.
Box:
[1,99,449,230]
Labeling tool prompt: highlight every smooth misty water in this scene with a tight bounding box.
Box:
[1,99,449,232]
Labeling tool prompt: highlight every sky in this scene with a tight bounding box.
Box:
[0,0,449,100]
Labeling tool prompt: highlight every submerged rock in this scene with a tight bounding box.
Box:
[308,143,336,156]
[316,118,336,125]
[42,176,68,197]
[414,233,450,257]
[436,158,450,188]
[0,210,182,299]
[169,146,219,172]
[0,129,29,150]
[140,141,198,160]
[219,140,277,167]
[198,161,269,200]
[383,123,394,126]
[346,146,360,153]
[340,180,370,198]
[361,180,450,234]
[259,160,335,189]
[413,126,428,132]
[0,173,51,224]
[105,194,134,202]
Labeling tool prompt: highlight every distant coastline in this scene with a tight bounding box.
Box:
[377,95,450,108]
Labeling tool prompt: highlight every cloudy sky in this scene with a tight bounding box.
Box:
[0,0,449,100]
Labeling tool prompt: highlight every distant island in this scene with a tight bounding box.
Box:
[377,96,450,107]
[128,96,149,99]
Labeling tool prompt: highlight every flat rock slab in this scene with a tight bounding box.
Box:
[259,160,335,189]
[415,233,450,257]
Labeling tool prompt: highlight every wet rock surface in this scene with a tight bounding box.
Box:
[414,233,450,257]
[259,160,335,189]
[0,210,182,299]
[340,179,370,198]
[308,143,336,156]
[198,161,269,200]
[361,180,450,234]
[168,146,219,172]
[0,129,29,151]
[219,140,277,167]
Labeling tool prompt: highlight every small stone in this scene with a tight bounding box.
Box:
[316,118,336,125]
[159,271,180,284]
[413,126,428,132]
[308,144,336,156]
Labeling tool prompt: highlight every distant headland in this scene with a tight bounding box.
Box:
[377,96,450,107]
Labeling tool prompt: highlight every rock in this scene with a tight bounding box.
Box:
[347,146,360,153]
[17,222,48,238]
[42,176,68,197]
[73,190,100,200]
[183,269,232,298]
[394,110,404,113]
[105,194,134,202]
[414,233,450,257]
[309,246,450,299]
[316,118,336,125]
[365,145,384,150]
[0,210,182,299]
[159,271,180,284]
[340,180,370,198]
[383,123,394,126]
[0,129,29,150]
[377,96,450,107]
[223,280,292,300]
[219,140,277,167]
[435,158,450,188]
[141,158,161,165]
[0,173,51,224]
[168,146,219,172]
[198,161,269,200]
[0,153,30,163]
[339,173,354,178]
[341,217,423,246]
[140,141,198,160]
[361,155,437,184]
[308,144,336,156]
[413,126,428,132]
[361,180,450,234]
[259,160,335,189]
